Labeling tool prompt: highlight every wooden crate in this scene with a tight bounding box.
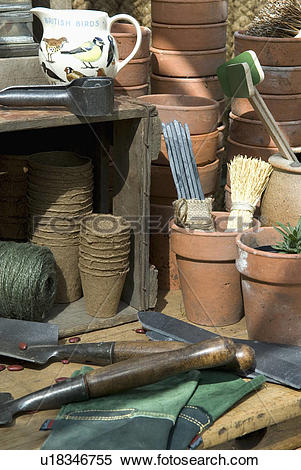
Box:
[0,97,161,337]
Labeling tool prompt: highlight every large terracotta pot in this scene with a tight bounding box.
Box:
[227,137,277,162]
[150,203,180,290]
[234,31,301,67]
[231,94,301,122]
[152,22,227,51]
[111,23,151,59]
[171,212,260,326]
[261,154,301,227]
[156,130,218,166]
[151,46,226,77]
[114,57,150,87]
[229,112,301,148]
[137,94,219,134]
[258,66,301,95]
[151,159,219,204]
[151,0,228,25]
[236,227,301,345]
[151,74,224,101]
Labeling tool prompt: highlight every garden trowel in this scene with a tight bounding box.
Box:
[138,311,301,389]
[217,50,299,164]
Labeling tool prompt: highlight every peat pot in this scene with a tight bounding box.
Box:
[171,212,260,327]
[261,154,301,227]
[236,227,301,345]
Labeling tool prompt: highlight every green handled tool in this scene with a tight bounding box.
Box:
[217,50,299,164]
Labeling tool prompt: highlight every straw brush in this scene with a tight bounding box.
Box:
[246,0,301,38]
[227,155,273,232]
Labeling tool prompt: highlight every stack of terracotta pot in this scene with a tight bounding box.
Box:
[0,154,28,241]
[150,0,227,115]
[226,32,301,211]
[27,151,93,304]
[137,93,221,290]
[79,214,131,318]
[111,23,151,98]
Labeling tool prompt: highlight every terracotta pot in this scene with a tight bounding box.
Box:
[151,46,226,77]
[150,203,180,290]
[217,123,226,150]
[156,130,218,166]
[150,74,224,101]
[114,57,150,87]
[171,212,259,326]
[227,137,276,163]
[137,94,219,134]
[111,23,151,59]
[234,31,301,67]
[152,22,227,51]
[258,66,301,95]
[231,94,301,122]
[151,159,219,204]
[236,227,301,345]
[229,112,301,148]
[261,154,301,227]
[114,83,149,98]
[151,0,228,25]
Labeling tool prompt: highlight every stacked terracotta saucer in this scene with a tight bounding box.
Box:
[79,214,131,318]
[111,23,151,98]
[27,151,93,303]
[0,154,28,241]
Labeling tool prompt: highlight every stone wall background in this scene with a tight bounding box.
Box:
[72,0,266,57]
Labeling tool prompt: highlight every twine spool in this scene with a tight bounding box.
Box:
[0,241,56,321]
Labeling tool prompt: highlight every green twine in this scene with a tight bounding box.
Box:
[0,241,57,322]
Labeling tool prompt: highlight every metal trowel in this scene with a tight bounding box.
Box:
[217,50,299,165]
[0,77,114,117]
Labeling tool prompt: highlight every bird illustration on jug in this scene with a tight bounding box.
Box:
[31,7,142,85]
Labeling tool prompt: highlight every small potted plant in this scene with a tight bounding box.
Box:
[236,217,301,345]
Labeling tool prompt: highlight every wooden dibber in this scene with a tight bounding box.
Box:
[217,51,299,164]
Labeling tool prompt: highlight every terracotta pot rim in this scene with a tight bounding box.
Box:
[229,111,301,126]
[171,212,259,237]
[152,157,219,170]
[111,24,151,36]
[236,227,301,259]
[150,46,226,56]
[235,30,301,43]
[228,136,301,153]
[123,57,150,65]
[151,73,219,83]
[268,154,301,173]
[262,65,301,72]
[137,94,218,111]
[152,21,227,29]
[115,84,148,91]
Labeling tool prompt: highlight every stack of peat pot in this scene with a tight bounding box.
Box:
[111,23,151,98]
[79,214,131,318]
[226,31,301,212]
[27,151,93,304]
[0,154,28,241]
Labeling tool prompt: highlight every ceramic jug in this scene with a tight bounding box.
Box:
[31,7,142,85]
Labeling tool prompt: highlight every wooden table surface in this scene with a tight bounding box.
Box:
[1,290,301,451]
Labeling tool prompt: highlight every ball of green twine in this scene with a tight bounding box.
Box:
[0,241,57,322]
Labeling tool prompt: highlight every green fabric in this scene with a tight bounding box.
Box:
[41,367,265,450]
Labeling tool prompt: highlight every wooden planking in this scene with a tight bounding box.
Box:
[47,297,138,338]
[207,415,301,450]
[112,110,159,311]
[0,97,152,133]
